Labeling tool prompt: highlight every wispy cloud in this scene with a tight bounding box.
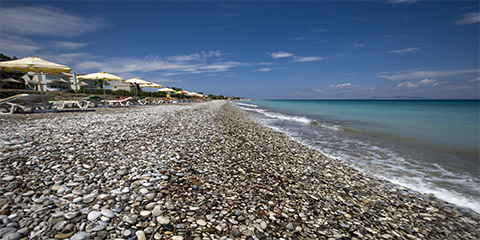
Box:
[293,56,326,62]
[311,28,327,33]
[314,82,361,93]
[52,41,92,50]
[453,12,480,25]
[254,66,285,72]
[0,35,42,56]
[388,0,418,5]
[221,4,243,9]
[352,42,367,48]
[388,47,420,53]
[290,37,307,41]
[377,69,479,81]
[0,5,106,37]
[72,51,262,77]
[269,51,294,58]
[396,79,440,88]
[326,82,360,89]
[469,77,480,82]
[269,51,328,62]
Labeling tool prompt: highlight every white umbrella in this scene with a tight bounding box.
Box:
[157,87,175,92]
[0,57,71,103]
[125,78,151,97]
[125,78,151,84]
[78,72,123,105]
[140,83,164,97]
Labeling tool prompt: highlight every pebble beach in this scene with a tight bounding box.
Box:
[0,101,478,240]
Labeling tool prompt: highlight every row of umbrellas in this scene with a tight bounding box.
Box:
[0,57,205,104]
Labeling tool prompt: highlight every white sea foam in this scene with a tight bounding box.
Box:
[235,102,258,108]
[249,111,480,214]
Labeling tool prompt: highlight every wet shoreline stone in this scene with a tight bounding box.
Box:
[0,101,478,239]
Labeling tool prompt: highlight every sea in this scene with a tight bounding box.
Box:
[234,100,480,214]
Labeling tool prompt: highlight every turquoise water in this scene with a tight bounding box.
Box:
[235,100,480,213]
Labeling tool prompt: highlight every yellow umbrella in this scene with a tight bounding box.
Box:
[125,78,152,97]
[78,71,123,105]
[139,83,164,97]
[0,57,71,102]
[125,78,151,84]
[157,87,175,92]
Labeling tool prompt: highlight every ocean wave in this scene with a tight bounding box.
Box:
[234,102,258,108]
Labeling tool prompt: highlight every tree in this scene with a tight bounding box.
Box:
[0,53,17,61]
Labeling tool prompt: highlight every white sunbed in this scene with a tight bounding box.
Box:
[0,94,55,114]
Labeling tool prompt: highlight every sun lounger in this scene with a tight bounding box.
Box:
[0,94,55,114]
[108,97,137,107]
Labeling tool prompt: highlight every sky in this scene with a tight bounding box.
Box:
[1,0,479,99]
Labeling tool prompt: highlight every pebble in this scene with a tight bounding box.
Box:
[0,101,478,240]
[101,209,115,218]
[87,211,101,221]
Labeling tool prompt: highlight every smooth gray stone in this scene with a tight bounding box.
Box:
[0,227,16,237]
[2,232,22,240]
[70,231,90,240]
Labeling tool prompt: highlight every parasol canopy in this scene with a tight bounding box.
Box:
[0,57,71,73]
[0,78,23,84]
[140,83,164,97]
[78,71,123,105]
[157,87,175,92]
[0,57,71,102]
[125,78,151,85]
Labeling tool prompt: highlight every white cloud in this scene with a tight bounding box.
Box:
[469,77,480,82]
[453,12,480,25]
[0,5,106,37]
[326,83,360,89]
[269,51,294,58]
[352,42,367,48]
[221,4,242,9]
[72,51,255,77]
[52,41,91,50]
[168,51,222,62]
[396,79,440,88]
[388,0,418,4]
[293,56,326,62]
[388,47,420,53]
[0,35,42,55]
[377,69,479,81]
[290,37,307,41]
[311,28,327,33]
[256,68,273,72]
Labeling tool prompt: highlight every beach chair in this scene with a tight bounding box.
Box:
[108,97,136,107]
[80,96,103,108]
[0,94,55,114]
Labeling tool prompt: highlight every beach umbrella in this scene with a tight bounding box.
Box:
[125,78,151,97]
[174,90,188,95]
[0,57,71,102]
[51,78,70,91]
[125,78,151,84]
[77,81,90,94]
[140,83,164,97]
[157,87,175,92]
[0,78,23,84]
[78,71,123,106]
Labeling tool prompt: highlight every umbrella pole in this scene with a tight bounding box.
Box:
[36,69,46,108]
[103,80,106,106]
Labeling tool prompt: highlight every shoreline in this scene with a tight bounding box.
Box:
[0,101,478,239]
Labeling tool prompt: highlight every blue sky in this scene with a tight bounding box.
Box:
[1,0,478,99]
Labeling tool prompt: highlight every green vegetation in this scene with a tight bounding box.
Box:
[0,53,17,61]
